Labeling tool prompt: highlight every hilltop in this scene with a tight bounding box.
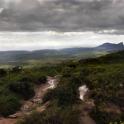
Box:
[96,42,124,51]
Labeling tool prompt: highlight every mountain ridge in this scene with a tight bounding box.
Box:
[0,42,123,64]
[96,42,124,51]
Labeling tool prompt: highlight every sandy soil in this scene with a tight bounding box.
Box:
[0,118,16,124]
[79,100,96,124]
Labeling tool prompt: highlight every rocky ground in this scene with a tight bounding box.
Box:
[0,77,98,124]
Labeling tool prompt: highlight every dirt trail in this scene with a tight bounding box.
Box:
[0,118,16,124]
[79,100,96,124]
[0,77,58,124]
[79,85,96,124]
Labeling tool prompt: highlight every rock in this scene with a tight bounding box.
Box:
[8,112,22,119]
[32,98,42,104]
[79,85,89,101]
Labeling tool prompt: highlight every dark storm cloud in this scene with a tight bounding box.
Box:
[0,0,124,32]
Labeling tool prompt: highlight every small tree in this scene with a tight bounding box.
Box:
[0,94,21,117]
[9,81,35,100]
[36,76,47,85]
[0,69,7,77]
[11,66,23,73]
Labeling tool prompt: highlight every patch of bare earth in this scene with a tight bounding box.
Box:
[102,102,122,114]
[0,118,16,124]
[79,99,96,124]
[78,85,96,124]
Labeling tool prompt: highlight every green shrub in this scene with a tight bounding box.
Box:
[35,76,47,85]
[11,66,23,73]
[24,71,47,84]
[42,90,56,103]
[90,106,123,124]
[18,106,80,124]
[18,111,62,124]
[9,81,35,100]
[18,112,43,124]
[0,94,21,117]
[0,69,7,77]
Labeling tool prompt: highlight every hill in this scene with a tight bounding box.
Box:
[79,50,124,64]
[18,50,124,124]
[0,42,123,65]
[0,50,123,124]
[95,42,124,51]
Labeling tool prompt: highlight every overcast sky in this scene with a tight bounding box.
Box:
[0,0,124,50]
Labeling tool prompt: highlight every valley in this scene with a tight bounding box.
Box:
[0,42,123,68]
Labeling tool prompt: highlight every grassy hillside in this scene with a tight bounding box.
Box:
[20,51,124,124]
[0,51,124,124]
[0,51,107,69]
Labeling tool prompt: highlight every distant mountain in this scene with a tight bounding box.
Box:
[0,42,123,64]
[95,42,124,51]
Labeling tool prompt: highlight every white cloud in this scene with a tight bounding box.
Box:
[98,29,117,34]
[0,31,123,51]
[0,8,4,14]
[3,0,21,3]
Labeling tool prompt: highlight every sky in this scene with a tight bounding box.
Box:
[0,0,124,50]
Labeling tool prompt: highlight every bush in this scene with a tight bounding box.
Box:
[35,76,47,85]
[56,88,76,106]
[25,71,47,85]
[0,94,21,117]
[43,76,81,107]
[42,90,56,103]
[0,69,7,77]
[20,77,32,82]
[61,107,80,124]
[18,111,62,124]
[90,106,123,124]
[62,67,72,77]
[18,112,43,124]
[9,81,35,100]
[18,105,80,124]
[11,66,23,73]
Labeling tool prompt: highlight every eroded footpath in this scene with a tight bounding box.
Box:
[0,76,58,124]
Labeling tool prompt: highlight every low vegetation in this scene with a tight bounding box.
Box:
[0,94,21,117]
[0,51,124,124]
[0,66,50,116]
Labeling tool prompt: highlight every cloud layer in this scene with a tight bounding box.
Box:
[0,31,123,51]
[0,0,124,32]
